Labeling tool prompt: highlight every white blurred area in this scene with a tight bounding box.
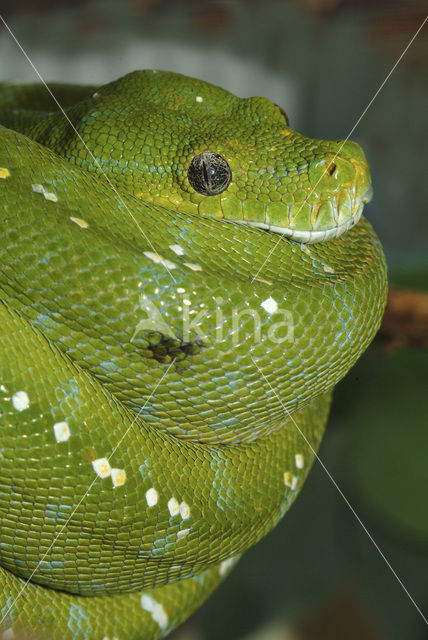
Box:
[0,28,298,123]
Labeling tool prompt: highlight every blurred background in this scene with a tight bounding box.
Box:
[1,1,427,639]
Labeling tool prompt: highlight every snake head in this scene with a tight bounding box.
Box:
[9,70,373,244]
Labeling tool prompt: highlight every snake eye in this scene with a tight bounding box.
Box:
[187,151,232,196]
[274,103,289,126]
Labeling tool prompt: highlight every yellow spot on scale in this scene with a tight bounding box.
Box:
[84,447,96,462]
[283,471,298,491]
[168,497,180,517]
[0,168,10,179]
[70,217,89,229]
[323,264,335,274]
[195,95,203,103]
[111,468,126,487]
[92,457,111,479]
[179,501,191,520]
[12,390,30,411]
[44,192,58,202]
[227,138,241,150]
[53,421,70,442]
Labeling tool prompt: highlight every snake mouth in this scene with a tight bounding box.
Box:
[235,184,373,244]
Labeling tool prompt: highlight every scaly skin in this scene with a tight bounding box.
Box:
[0,71,387,640]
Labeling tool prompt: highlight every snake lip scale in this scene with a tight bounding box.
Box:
[0,70,387,640]
[237,183,374,244]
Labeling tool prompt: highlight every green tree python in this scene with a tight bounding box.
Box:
[0,70,387,640]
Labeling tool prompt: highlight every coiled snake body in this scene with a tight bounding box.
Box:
[0,71,387,640]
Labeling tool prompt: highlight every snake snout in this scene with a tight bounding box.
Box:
[308,152,362,195]
[294,142,372,243]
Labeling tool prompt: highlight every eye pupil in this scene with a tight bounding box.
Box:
[187,151,232,196]
[202,160,209,185]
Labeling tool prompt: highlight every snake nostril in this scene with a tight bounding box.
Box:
[327,162,337,176]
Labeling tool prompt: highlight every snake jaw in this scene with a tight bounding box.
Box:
[233,183,371,244]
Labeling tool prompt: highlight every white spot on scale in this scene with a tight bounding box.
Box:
[12,390,30,411]
[92,458,111,479]
[145,487,158,507]
[169,244,185,256]
[31,183,58,201]
[53,421,70,442]
[143,251,177,270]
[261,297,278,314]
[177,528,190,539]
[323,264,335,274]
[140,594,168,630]
[0,384,8,392]
[177,287,185,293]
[70,216,89,229]
[183,262,203,271]
[0,168,11,179]
[168,497,180,516]
[111,468,126,487]
[179,501,191,520]
[219,556,236,576]
[195,95,203,103]
[295,453,304,469]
